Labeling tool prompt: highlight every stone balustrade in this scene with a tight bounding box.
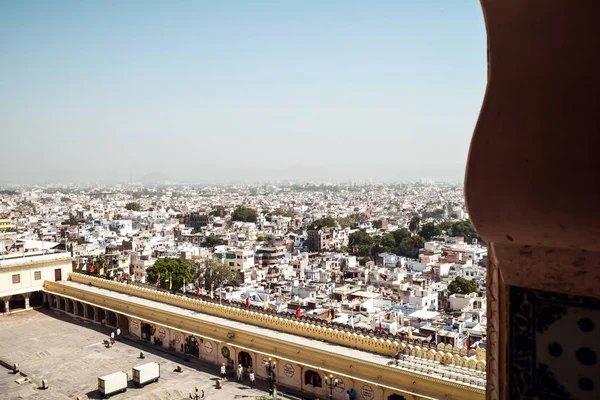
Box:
[69,272,485,371]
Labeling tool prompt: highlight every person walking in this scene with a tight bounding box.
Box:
[345,390,351,400]
[236,364,243,382]
[116,327,121,341]
[249,370,256,389]
[220,363,226,379]
[110,330,115,345]
[349,388,357,400]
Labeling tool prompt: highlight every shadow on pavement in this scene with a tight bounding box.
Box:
[37,308,312,400]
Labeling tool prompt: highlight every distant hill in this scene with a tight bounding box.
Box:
[138,172,173,184]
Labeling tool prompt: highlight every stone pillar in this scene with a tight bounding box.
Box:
[73,301,78,316]
[42,292,47,304]
[1,296,10,313]
[23,293,31,309]
[83,303,88,319]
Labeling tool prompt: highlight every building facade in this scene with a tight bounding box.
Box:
[1,251,72,313]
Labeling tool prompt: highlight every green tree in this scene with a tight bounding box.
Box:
[125,202,142,211]
[205,234,219,248]
[195,258,238,290]
[209,205,227,218]
[351,213,369,224]
[257,235,269,242]
[309,217,337,230]
[392,228,411,244]
[448,276,479,295]
[450,219,482,243]
[373,220,383,229]
[63,214,78,226]
[146,258,192,291]
[336,216,354,229]
[438,221,453,233]
[419,223,442,241]
[349,230,373,247]
[395,236,425,259]
[408,216,421,233]
[231,206,258,222]
[272,210,295,218]
[380,233,396,251]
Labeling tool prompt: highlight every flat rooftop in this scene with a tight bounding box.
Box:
[58,280,393,367]
[0,310,272,399]
[53,281,485,390]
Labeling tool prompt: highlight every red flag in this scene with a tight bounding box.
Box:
[120,272,125,281]
[465,334,470,350]
[90,264,95,273]
[295,306,301,317]
[379,317,383,335]
[246,296,250,307]
[157,278,161,288]
[196,287,201,296]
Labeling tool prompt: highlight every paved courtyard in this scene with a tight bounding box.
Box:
[0,309,273,400]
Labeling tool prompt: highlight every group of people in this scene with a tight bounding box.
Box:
[219,362,256,388]
[345,388,357,400]
[109,327,121,345]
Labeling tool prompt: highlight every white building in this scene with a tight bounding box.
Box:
[0,250,73,313]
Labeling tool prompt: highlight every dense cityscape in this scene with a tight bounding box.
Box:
[0,181,487,399]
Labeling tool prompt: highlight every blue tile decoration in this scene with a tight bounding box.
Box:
[510,286,600,400]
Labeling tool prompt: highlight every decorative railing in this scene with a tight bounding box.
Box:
[68,272,485,370]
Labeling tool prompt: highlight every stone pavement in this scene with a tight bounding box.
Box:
[0,309,275,400]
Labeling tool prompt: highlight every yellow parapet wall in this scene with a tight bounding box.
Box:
[68,273,484,361]
[45,277,486,400]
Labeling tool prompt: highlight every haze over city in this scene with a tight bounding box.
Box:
[1,1,486,184]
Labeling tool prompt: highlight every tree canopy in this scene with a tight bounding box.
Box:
[309,217,337,230]
[419,222,442,241]
[194,258,238,290]
[209,205,227,218]
[125,202,142,211]
[146,258,192,291]
[449,219,482,243]
[395,236,425,259]
[231,206,258,222]
[336,216,354,229]
[448,276,479,295]
[205,234,219,248]
[62,213,78,226]
[408,216,421,233]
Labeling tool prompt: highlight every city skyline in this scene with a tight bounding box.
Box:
[1,1,486,184]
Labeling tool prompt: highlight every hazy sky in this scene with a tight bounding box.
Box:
[0,1,486,184]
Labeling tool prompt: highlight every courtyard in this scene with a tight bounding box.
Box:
[0,309,275,400]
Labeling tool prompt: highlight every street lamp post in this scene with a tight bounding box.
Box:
[262,357,277,398]
[324,374,341,400]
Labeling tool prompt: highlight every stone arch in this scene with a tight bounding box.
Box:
[86,304,95,320]
[106,310,118,327]
[29,291,43,307]
[97,308,106,324]
[304,369,322,388]
[8,294,26,311]
[118,314,129,335]
[75,301,84,317]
